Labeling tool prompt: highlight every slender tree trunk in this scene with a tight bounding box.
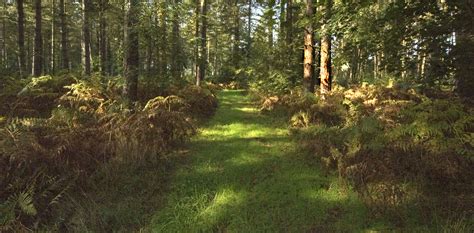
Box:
[33,0,43,77]
[159,3,168,77]
[59,0,69,71]
[50,0,55,74]
[320,0,332,95]
[82,0,91,76]
[2,0,6,70]
[452,0,474,98]
[232,0,240,66]
[171,0,181,79]
[124,0,140,102]
[268,0,275,48]
[196,0,207,86]
[246,0,252,62]
[17,0,26,77]
[303,0,315,93]
[99,0,108,75]
[193,1,199,77]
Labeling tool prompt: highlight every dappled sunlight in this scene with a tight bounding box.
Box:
[198,188,246,224]
[151,90,376,232]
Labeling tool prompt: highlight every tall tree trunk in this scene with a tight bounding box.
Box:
[268,0,275,48]
[452,0,474,98]
[99,0,108,75]
[159,2,168,78]
[59,0,69,71]
[232,0,240,66]
[17,0,26,77]
[124,0,140,102]
[320,0,332,95]
[33,0,43,77]
[303,0,315,93]
[1,0,6,70]
[246,0,252,62]
[196,0,207,86]
[50,0,55,74]
[171,0,182,79]
[193,1,199,77]
[82,0,91,76]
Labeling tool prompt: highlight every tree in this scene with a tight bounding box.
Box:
[451,0,474,98]
[59,0,69,71]
[123,0,140,102]
[16,0,26,77]
[303,0,315,93]
[82,0,91,76]
[196,0,208,86]
[33,0,43,77]
[319,0,332,95]
[171,0,183,79]
[99,0,108,75]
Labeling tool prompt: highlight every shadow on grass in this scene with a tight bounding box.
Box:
[149,90,386,232]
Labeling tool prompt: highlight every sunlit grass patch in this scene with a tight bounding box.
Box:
[149,90,383,232]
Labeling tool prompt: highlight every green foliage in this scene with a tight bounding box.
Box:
[0,75,218,230]
[265,85,473,223]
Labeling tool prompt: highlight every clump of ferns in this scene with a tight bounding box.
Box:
[0,119,76,231]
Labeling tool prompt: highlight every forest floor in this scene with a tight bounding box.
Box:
[148,90,388,232]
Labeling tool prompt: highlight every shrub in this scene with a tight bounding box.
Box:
[177,85,218,119]
[0,78,216,230]
[268,85,473,219]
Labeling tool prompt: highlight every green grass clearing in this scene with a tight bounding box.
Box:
[149,90,387,232]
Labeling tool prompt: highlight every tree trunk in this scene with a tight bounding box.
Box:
[17,0,26,77]
[268,0,275,48]
[193,1,199,78]
[124,0,140,102]
[196,0,207,86]
[246,0,252,62]
[232,0,240,66]
[59,0,69,71]
[33,0,43,77]
[1,0,6,70]
[303,0,315,93]
[159,2,168,78]
[99,0,108,75]
[82,0,91,76]
[50,0,55,74]
[320,0,332,95]
[171,0,182,79]
[452,0,474,98]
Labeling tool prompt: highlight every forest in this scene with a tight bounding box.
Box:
[0,0,473,231]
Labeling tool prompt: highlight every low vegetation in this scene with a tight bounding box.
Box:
[256,84,474,227]
[0,75,218,231]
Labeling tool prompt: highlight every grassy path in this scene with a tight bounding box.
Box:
[150,90,377,232]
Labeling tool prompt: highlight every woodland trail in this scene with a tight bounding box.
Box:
[150,90,378,232]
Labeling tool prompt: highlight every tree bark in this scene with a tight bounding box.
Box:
[196,0,207,86]
[82,0,91,76]
[50,0,56,74]
[452,0,474,98]
[246,0,252,62]
[59,0,69,71]
[320,0,332,95]
[232,0,240,66]
[123,0,140,102]
[99,0,108,75]
[303,0,315,93]
[171,0,182,79]
[17,0,26,77]
[33,0,43,77]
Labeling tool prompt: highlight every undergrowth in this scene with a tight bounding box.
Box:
[257,85,474,228]
[0,75,218,231]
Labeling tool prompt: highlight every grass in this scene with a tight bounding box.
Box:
[149,90,386,232]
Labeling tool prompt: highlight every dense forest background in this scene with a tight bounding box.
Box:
[0,0,473,231]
